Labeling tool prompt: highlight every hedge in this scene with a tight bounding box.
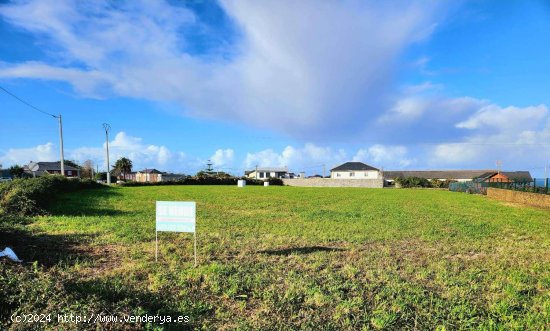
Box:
[0,176,101,216]
[394,177,456,189]
[118,177,283,187]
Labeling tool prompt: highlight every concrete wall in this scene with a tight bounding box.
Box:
[282,178,384,188]
[487,188,550,209]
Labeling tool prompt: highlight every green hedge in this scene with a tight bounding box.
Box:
[119,177,283,187]
[0,176,101,216]
[395,177,456,189]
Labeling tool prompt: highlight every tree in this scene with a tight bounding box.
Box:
[8,165,25,178]
[114,157,133,180]
[81,160,94,179]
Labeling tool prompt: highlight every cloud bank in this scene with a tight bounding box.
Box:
[0,134,414,176]
[1,1,549,173]
[0,0,443,139]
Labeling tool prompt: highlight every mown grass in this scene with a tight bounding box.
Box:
[1,186,550,330]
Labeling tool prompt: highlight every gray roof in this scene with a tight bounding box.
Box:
[137,169,163,174]
[251,167,288,173]
[383,170,494,180]
[331,162,379,172]
[474,171,533,182]
[501,171,533,181]
[31,161,79,172]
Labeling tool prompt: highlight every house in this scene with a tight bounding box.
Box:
[330,162,380,179]
[118,172,136,181]
[474,171,533,183]
[135,169,163,183]
[135,169,186,182]
[25,161,80,177]
[246,167,289,179]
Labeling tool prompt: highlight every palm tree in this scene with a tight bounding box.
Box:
[114,157,133,180]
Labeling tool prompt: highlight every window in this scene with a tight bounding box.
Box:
[337,173,341,177]
[350,172,355,177]
[67,170,72,175]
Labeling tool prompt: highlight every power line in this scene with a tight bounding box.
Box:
[0,85,58,118]
[0,85,66,176]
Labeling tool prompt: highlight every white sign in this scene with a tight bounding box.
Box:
[155,201,197,265]
[238,180,246,187]
[156,201,195,232]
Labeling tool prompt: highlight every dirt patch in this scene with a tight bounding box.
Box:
[74,244,128,277]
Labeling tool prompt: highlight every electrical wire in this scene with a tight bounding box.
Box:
[0,85,58,118]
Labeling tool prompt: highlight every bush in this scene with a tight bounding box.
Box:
[94,172,117,183]
[0,176,101,216]
[119,176,283,187]
[395,177,457,189]
[395,176,431,188]
[268,177,284,186]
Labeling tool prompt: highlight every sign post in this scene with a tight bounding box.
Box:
[155,201,197,266]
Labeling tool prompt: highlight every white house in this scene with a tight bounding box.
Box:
[330,162,380,179]
[246,167,289,179]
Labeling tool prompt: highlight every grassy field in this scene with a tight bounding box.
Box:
[2,185,550,330]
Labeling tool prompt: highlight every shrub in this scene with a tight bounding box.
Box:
[94,172,117,183]
[0,176,101,216]
[119,176,283,187]
[395,176,432,188]
[268,177,284,186]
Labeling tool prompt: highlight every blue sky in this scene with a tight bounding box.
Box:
[1,0,549,176]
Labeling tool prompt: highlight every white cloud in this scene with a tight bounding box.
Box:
[378,95,487,126]
[0,142,57,166]
[353,145,413,169]
[0,0,445,139]
[0,61,113,97]
[210,149,234,168]
[0,132,202,172]
[456,104,548,131]
[245,143,350,174]
[428,104,550,170]
[70,132,192,171]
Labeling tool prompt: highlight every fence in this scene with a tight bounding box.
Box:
[449,178,550,195]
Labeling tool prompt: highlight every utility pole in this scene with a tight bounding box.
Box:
[57,114,65,176]
[496,160,502,174]
[545,164,548,179]
[323,164,326,178]
[103,123,111,185]
[255,164,258,180]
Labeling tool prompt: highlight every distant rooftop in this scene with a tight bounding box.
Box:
[331,162,379,172]
[251,167,288,172]
[136,169,163,174]
[29,161,79,171]
[384,170,494,180]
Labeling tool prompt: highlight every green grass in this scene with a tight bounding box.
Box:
[2,186,550,330]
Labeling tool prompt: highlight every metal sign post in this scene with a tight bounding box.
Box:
[155,201,197,266]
